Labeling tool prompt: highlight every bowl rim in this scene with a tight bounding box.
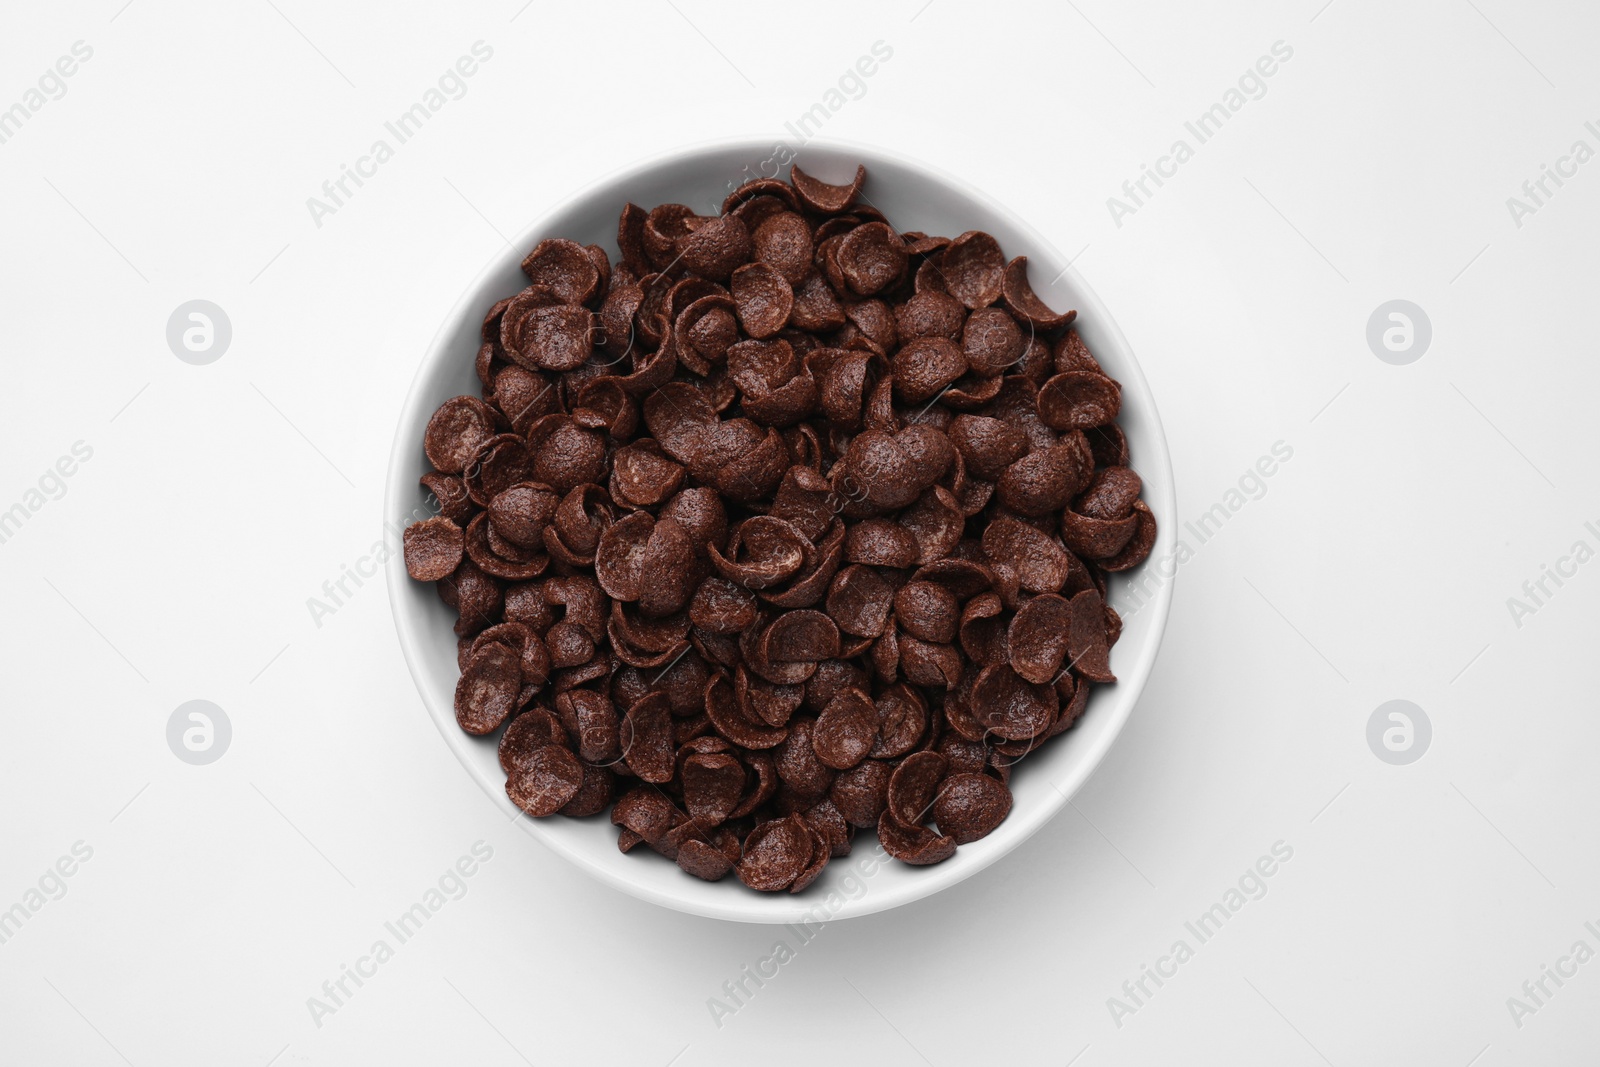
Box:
[384,134,1176,923]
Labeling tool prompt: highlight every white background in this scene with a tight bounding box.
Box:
[2,0,1597,1064]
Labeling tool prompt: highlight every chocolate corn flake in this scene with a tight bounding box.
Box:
[506,744,584,816]
[836,222,908,297]
[1001,256,1076,331]
[788,823,832,893]
[558,688,621,764]
[684,752,746,825]
[829,758,891,828]
[499,706,567,774]
[406,161,1156,890]
[1038,371,1122,431]
[971,663,1054,742]
[404,516,465,582]
[981,515,1070,595]
[932,772,1012,844]
[676,838,734,882]
[621,692,675,784]
[454,642,521,735]
[845,519,920,569]
[893,580,959,644]
[521,238,601,307]
[425,396,497,475]
[958,591,1008,668]
[731,262,794,340]
[892,337,966,404]
[899,634,962,690]
[706,671,788,749]
[1067,589,1116,684]
[898,487,964,566]
[752,212,814,285]
[611,785,679,845]
[887,750,948,830]
[789,163,866,215]
[941,230,1005,310]
[690,576,758,634]
[678,213,752,282]
[811,687,878,770]
[995,438,1093,517]
[876,810,957,865]
[643,204,695,267]
[737,813,814,891]
[826,564,895,638]
[803,798,854,858]
[1061,506,1139,560]
[896,289,966,341]
[1100,500,1157,573]
[558,762,615,818]
[1076,466,1142,520]
[962,308,1026,377]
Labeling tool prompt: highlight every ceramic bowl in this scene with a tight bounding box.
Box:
[385,137,1175,923]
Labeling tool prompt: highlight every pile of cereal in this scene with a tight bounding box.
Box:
[404,163,1155,892]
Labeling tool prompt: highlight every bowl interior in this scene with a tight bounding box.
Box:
[385,138,1175,923]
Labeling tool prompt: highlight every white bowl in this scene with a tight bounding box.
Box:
[385,137,1175,924]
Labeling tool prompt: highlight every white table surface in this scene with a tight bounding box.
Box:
[2,1,1596,1063]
